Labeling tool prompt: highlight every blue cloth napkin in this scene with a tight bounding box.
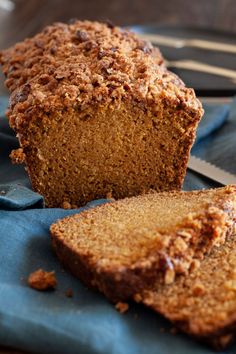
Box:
[0,96,236,354]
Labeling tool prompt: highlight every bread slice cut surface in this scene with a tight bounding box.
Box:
[50,185,236,302]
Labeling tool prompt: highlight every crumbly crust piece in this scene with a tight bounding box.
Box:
[28,268,57,290]
[0,20,202,131]
[50,186,236,303]
[115,301,129,314]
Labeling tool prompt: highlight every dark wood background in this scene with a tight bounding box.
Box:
[1,0,236,51]
[0,0,236,353]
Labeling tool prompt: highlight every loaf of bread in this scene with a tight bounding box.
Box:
[0,20,203,207]
[50,185,236,302]
[137,227,236,349]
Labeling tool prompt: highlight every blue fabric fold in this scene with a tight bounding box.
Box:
[194,103,230,143]
[0,95,236,354]
[0,184,44,210]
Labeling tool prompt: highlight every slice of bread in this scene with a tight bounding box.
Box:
[50,185,236,302]
[136,232,236,349]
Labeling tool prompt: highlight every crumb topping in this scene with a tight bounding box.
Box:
[0,20,202,130]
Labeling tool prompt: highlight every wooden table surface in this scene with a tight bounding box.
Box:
[0,0,236,353]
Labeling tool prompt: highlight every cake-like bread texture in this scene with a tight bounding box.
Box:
[50,185,236,303]
[137,225,236,349]
[0,20,203,207]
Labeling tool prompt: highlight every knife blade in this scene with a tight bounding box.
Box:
[188,155,236,185]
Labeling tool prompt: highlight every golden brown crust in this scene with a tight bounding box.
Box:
[0,20,202,131]
[50,186,236,303]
